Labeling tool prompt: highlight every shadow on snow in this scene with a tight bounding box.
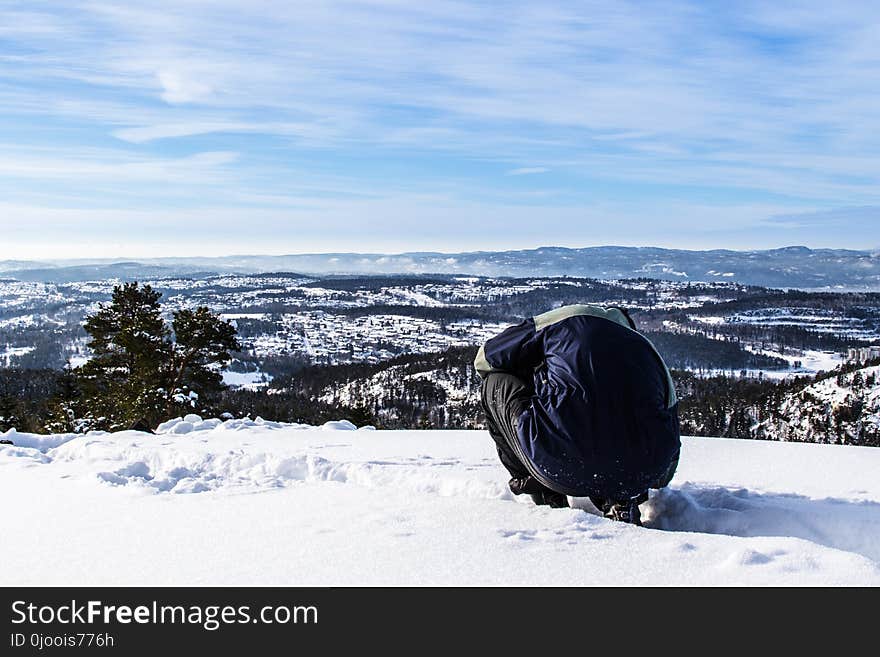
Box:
[592,483,880,564]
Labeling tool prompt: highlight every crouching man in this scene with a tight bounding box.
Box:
[475,305,680,525]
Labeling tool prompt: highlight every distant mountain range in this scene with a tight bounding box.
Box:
[2,246,879,289]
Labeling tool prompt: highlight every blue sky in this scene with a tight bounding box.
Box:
[2,0,880,259]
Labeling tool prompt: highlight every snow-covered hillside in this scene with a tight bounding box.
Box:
[2,418,879,586]
[755,364,880,445]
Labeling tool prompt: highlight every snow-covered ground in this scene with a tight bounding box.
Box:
[0,345,34,366]
[692,348,847,381]
[2,419,879,586]
[221,370,273,389]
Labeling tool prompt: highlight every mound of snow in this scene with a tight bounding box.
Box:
[153,415,366,435]
[1,427,83,451]
[320,419,358,431]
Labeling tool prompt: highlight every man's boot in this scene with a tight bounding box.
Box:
[508,475,546,496]
[530,490,570,508]
[590,493,647,526]
[509,476,569,508]
[604,500,642,525]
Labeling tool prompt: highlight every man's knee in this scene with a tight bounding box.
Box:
[482,372,530,410]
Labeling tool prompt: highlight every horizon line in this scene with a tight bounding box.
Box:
[2,243,877,266]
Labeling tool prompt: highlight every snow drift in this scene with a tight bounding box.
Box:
[2,417,879,586]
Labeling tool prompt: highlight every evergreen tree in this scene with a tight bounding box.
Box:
[78,283,240,430]
[346,403,378,428]
[79,283,170,429]
[44,363,84,433]
[165,307,241,417]
[0,394,19,432]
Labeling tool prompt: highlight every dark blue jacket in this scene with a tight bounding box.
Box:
[475,305,680,499]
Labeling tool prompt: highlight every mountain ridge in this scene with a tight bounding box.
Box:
[2,245,878,289]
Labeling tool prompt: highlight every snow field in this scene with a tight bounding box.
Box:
[2,420,879,585]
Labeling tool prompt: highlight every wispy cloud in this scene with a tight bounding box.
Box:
[0,148,239,184]
[111,121,333,144]
[506,167,549,176]
[765,206,880,229]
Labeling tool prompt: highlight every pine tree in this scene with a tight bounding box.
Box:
[79,282,170,429]
[78,282,240,430]
[44,363,84,433]
[0,394,19,432]
[165,307,241,417]
[346,403,378,428]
